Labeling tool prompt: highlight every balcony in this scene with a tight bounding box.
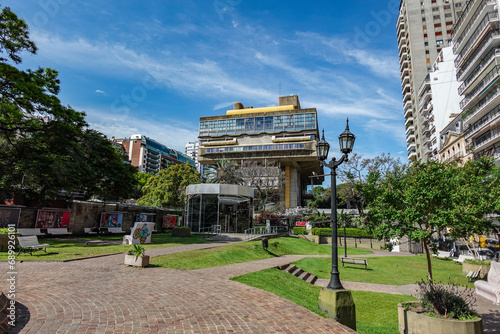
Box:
[401,68,409,81]
[403,99,412,112]
[407,142,416,151]
[402,83,410,95]
[465,104,500,140]
[408,148,417,159]
[401,75,410,87]
[420,116,429,127]
[404,108,412,119]
[400,59,409,72]
[423,135,432,146]
[419,91,432,108]
[405,123,415,135]
[398,35,407,50]
[458,48,500,93]
[399,52,408,65]
[406,131,415,142]
[399,44,407,58]
[453,0,491,40]
[403,91,412,103]
[462,81,500,123]
[405,117,414,127]
[454,5,497,55]
[455,22,500,70]
[472,125,500,152]
[418,75,430,97]
[460,65,500,110]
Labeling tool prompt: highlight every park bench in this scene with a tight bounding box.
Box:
[17,236,50,255]
[466,266,482,282]
[341,257,368,269]
[17,228,43,236]
[84,228,98,235]
[46,228,72,236]
[123,222,155,245]
[475,261,500,304]
[107,227,125,234]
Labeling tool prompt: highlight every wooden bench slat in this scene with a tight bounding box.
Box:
[341,257,368,269]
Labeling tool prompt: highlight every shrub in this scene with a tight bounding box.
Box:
[255,211,280,225]
[310,227,372,237]
[417,280,478,320]
[463,259,491,265]
[293,227,306,235]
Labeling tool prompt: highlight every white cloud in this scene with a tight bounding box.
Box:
[95,89,106,94]
[83,107,199,152]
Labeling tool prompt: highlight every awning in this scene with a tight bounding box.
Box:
[218,195,250,205]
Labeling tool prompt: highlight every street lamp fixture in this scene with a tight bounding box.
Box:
[316,118,355,290]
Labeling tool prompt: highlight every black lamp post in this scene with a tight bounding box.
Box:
[316,118,355,290]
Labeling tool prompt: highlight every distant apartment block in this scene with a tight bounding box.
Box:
[398,0,463,161]
[416,47,462,160]
[453,0,500,166]
[117,134,195,174]
[185,141,204,174]
[197,95,323,209]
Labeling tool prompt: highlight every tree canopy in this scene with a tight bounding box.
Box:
[138,164,201,208]
[363,157,498,282]
[0,6,137,203]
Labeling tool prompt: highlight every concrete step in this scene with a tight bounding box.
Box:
[278,263,317,285]
[290,267,303,277]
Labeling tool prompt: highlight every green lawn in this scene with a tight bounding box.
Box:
[151,237,373,270]
[232,268,417,334]
[0,234,210,261]
[293,256,471,287]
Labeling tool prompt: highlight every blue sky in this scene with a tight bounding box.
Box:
[4,0,405,161]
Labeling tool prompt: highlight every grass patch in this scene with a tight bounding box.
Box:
[0,234,210,261]
[232,268,417,334]
[151,237,373,270]
[293,256,471,287]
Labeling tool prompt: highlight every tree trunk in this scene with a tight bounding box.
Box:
[422,238,433,283]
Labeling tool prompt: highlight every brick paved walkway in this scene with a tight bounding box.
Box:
[2,236,499,333]
[2,239,355,334]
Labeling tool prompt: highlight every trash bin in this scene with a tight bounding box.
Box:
[262,237,268,250]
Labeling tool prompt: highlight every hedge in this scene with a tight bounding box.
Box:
[311,227,371,237]
[293,227,307,235]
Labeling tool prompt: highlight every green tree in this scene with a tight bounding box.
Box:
[0,6,137,203]
[203,159,243,185]
[338,153,401,215]
[364,158,497,283]
[138,163,201,208]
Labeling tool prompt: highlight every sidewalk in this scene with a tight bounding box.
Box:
[2,235,499,333]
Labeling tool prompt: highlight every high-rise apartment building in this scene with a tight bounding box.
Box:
[185,141,204,174]
[117,134,195,174]
[398,0,463,161]
[453,0,500,166]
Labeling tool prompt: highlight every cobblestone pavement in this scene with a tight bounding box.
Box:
[2,240,355,334]
[2,236,499,333]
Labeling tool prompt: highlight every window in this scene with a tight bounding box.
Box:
[426,50,430,54]
[245,118,254,131]
[255,117,264,130]
[447,30,452,35]
[433,15,440,20]
[425,42,429,46]
[423,25,427,29]
[264,116,273,129]
[435,31,442,36]
[434,23,441,27]
[432,7,439,12]
[445,13,452,17]
[446,21,453,25]
[427,58,431,63]
[424,33,428,38]
[436,39,443,44]
[236,119,245,133]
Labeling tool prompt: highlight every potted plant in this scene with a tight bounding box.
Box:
[124,244,150,267]
[398,280,483,334]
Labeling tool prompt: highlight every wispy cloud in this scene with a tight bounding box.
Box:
[83,107,199,152]
[95,89,106,95]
